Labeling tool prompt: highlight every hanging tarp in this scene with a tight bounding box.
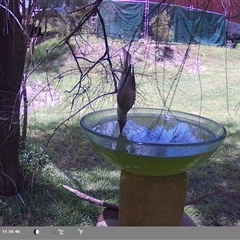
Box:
[172,6,226,46]
[97,0,144,40]
[97,1,225,46]
[149,3,225,46]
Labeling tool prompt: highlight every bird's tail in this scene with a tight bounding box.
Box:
[122,48,132,74]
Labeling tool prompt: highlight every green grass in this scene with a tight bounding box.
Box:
[1,34,240,226]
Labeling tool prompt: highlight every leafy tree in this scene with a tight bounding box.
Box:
[149,10,173,43]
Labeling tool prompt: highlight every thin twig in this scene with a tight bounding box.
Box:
[63,185,119,210]
[0,3,30,39]
[43,91,116,152]
[185,187,223,206]
[63,185,223,209]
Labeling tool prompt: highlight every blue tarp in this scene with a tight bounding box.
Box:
[172,6,226,46]
[97,1,226,46]
[97,0,144,40]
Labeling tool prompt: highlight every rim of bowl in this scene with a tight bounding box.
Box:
[80,108,227,147]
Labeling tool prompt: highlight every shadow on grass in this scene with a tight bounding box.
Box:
[1,120,240,226]
[186,121,240,226]
[0,121,119,226]
[0,181,118,226]
[27,119,240,226]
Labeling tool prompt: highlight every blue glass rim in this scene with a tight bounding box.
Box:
[80,108,227,147]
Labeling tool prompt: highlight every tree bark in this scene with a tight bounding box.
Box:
[0,1,27,196]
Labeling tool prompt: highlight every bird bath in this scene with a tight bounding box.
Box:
[80,108,226,226]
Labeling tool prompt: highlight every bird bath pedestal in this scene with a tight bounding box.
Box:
[80,108,226,226]
[119,171,187,226]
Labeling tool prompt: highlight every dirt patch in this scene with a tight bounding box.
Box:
[21,81,62,111]
[133,42,206,75]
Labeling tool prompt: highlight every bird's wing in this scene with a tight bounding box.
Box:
[117,66,136,113]
[117,48,136,114]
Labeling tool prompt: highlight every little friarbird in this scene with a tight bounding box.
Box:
[117,48,136,133]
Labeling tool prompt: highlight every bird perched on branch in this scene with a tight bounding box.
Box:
[117,48,136,134]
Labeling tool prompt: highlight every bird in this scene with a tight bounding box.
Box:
[117,48,136,134]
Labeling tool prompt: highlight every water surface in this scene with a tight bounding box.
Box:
[92,115,216,144]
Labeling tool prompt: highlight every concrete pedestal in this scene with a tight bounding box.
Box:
[118,170,188,226]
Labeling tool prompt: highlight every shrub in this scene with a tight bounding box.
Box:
[20,143,50,180]
[149,10,174,43]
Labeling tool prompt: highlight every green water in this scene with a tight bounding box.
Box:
[89,114,217,176]
[92,142,215,176]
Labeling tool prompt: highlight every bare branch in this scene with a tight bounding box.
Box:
[63,185,119,210]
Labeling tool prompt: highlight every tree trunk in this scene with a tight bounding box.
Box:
[0,1,27,196]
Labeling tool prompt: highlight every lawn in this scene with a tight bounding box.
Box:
[1,34,240,226]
